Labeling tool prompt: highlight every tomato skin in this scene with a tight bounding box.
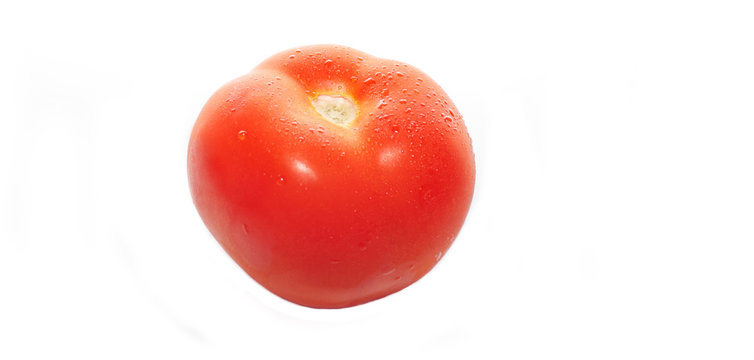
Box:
[188,45,475,308]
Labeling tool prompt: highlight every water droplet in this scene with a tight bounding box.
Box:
[377,100,387,109]
[237,130,247,140]
[356,56,364,61]
[277,176,286,185]
[324,59,333,65]
[291,120,298,126]
[288,55,296,59]
[444,116,453,122]
[405,107,412,113]
[363,77,375,85]
[448,109,455,117]
[316,126,325,134]
[242,224,248,234]
[409,264,416,270]
[297,136,305,142]
[398,99,407,104]
[295,49,302,53]
[381,88,389,96]
[276,76,281,80]
[380,265,395,275]
[394,276,402,281]
[417,78,424,82]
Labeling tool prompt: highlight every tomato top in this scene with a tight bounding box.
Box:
[188,45,475,308]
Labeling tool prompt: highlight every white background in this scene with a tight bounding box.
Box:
[1,0,753,359]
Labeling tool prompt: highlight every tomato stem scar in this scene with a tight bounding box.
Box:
[311,94,358,127]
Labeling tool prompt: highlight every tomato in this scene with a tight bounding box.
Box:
[188,45,475,308]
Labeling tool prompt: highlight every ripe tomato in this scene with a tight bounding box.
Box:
[188,45,475,308]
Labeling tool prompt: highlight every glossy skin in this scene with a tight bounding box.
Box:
[188,45,475,308]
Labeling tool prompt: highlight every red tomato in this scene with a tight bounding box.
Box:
[188,45,475,308]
